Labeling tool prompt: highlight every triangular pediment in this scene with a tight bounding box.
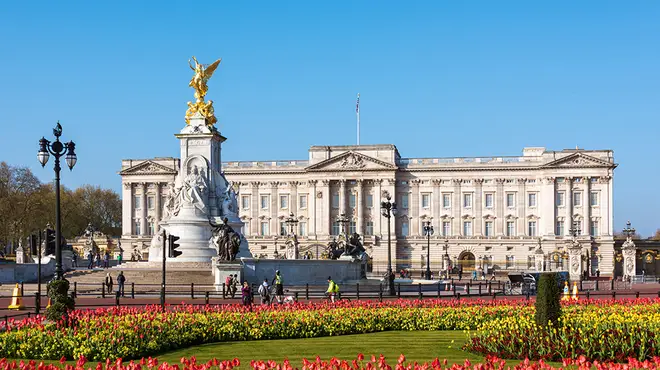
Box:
[306,151,397,171]
[120,161,178,175]
[541,153,615,169]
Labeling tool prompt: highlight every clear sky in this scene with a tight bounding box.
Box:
[0,1,658,236]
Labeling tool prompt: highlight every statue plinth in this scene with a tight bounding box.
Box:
[622,238,636,279]
[567,240,583,282]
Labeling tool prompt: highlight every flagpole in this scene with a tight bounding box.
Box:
[356,93,360,145]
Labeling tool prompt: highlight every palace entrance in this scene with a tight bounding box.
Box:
[458,251,476,271]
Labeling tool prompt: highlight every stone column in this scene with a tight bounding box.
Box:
[140,183,148,236]
[495,179,505,236]
[321,180,331,236]
[356,179,364,235]
[410,179,421,236]
[566,177,574,235]
[474,179,483,236]
[250,182,260,236]
[270,181,279,236]
[432,179,441,223]
[541,177,555,236]
[339,179,346,216]
[308,180,317,238]
[290,181,299,217]
[600,176,612,236]
[374,179,383,237]
[154,182,162,227]
[122,182,133,236]
[451,179,462,236]
[517,178,526,235]
[583,177,590,236]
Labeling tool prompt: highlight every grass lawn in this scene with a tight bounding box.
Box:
[154,331,484,365]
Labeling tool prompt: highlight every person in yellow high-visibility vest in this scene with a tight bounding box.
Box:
[326,276,340,303]
[561,281,570,301]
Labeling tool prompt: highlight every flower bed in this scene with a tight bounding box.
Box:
[2,354,660,370]
[465,300,660,361]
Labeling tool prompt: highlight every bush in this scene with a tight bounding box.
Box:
[45,279,75,323]
[534,273,562,327]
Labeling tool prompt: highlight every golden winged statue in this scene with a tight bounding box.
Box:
[185,56,222,126]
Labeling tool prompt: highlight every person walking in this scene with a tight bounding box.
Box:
[458,268,463,281]
[105,273,114,294]
[230,274,238,299]
[87,251,94,269]
[326,276,340,303]
[272,270,284,304]
[117,252,122,265]
[258,278,270,305]
[95,253,102,268]
[241,281,252,306]
[103,251,110,269]
[72,253,78,268]
[117,271,126,297]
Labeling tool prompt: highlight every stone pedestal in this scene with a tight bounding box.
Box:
[622,238,636,280]
[567,242,583,282]
[534,248,545,272]
[212,257,243,291]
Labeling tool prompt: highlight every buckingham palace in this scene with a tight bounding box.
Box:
[119,144,617,276]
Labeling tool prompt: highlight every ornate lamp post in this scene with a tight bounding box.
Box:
[284,212,299,259]
[336,213,350,236]
[621,220,637,281]
[566,220,583,282]
[423,220,434,280]
[285,212,299,235]
[380,193,397,295]
[37,122,77,280]
[443,238,450,276]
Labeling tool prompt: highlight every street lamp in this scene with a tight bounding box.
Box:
[380,193,397,295]
[336,213,350,236]
[423,220,434,280]
[568,221,581,240]
[444,238,450,277]
[622,220,636,240]
[285,212,299,236]
[38,122,77,280]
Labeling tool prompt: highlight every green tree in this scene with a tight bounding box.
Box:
[535,272,562,328]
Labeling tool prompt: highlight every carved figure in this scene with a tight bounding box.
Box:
[343,233,365,257]
[185,56,221,126]
[163,183,181,219]
[221,184,239,219]
[210,217,241,261]
[179,165,208,213]
[340,153,365,169]
[324,238,344,260]
[285,234,299,260]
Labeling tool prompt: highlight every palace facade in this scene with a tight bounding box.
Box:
[120,144,617,276]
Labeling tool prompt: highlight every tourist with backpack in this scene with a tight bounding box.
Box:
[326,276,340,303]
[258,278,270,305]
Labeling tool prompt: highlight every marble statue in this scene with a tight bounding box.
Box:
[82,223,99,256]
[179,165,208,214]
[210,217,241,261]
[285,234,299,260]
[163,182,181,219]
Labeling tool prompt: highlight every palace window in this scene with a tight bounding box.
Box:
[463,221,472,236]
[134,196,141,209]
[590,220,599,237]
[528,221,537,237]
[401,194,409,209]
[528,193,537,207]
[260,222,269,236]
[349,193,356,208]
[506,193,515,208]
[506,221,515,237]
[134,220,141,235]
[443,194,451,208]
[556,192,565,207]
[332,193,340,209]
[573,192,582,207]
[243,221,250,236]
[401,221,409,236]
[485,193,493,208]
[241,195,250,210]
[280,195,289,209]
[349,221,357,234]
[506,255,515,269]
[148,221,155,236]
[332,221,340,236]
[590,191,599,206]
[299,222,307,236]
[147,196,154,210]
[280,222,287,236]
[484,221,493,237]
[556,220,564,236]
[442,221,450,237]
[299,194,307,209]
[366,194,374,208]
[421,193,430,209]
[365,221,374,236]
[260,195,269,210]
[463,193,472,208]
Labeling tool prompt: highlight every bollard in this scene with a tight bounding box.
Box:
[611,291,616,300]
[636,291,640,299]
[131,283,135,299]
[34,292,40,315]
[102,283,106,298]
[452,283,457,297]
[222,283,226,299]
[397,283,401,298]
[338,292,342,301]
[478,283,482,296]
[437,282,441,298]
[456,293,460,301]
[294,292,299,302]
[73,282,77,298]
[586,291,590,299]
[356,283,360,300]
[305,283,310,300]
[20,282,24,296]
[657,291,660,298]
[580,280,583,291]
[488,281,492,294]
[466,283,470,296]
[596,279,599,291]
[205,291,210,305]
[492,292,496,300]
[191,283,195,299]
[610,279,614,290]
[115,291,120,306]
[418,283,423,299]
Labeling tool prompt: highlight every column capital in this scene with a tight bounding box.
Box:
[308,180,318,186]
[410,179,422,187]
[542,177,555,185]
[431,179,443,186]
[269,181,280,188]
[370,179,383,185]
[356,179,364,187]
[452,179,463,185]
[123,182,132,190]
[289,181,300,188]
[321,179,331,186]
[517,178,527,184]
[385,178,396,186]
[495,178,506,185]
[473,179,484,185]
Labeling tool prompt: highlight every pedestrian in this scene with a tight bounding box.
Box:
[72,253,78,267]
[105,273,114,294]
[87,251,94,269]
[481,269,486,281]
[271,270,284,304]
[258,278,270,305]
[458,268,463,281]
[596,269,601,278]
[326,276,339,303]
[95,253,101,268]
[117,271,126,297]
[224,275,232,298]
[490,272,496,281]
[472,270,477,281]
[103,251,110,268]
[230,274,238,299]
[117,253,122,265]
[241,281,252,306]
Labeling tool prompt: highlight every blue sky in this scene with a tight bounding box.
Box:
[0,1,658,236]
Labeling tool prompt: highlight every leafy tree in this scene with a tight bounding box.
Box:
[535,272,562,328]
